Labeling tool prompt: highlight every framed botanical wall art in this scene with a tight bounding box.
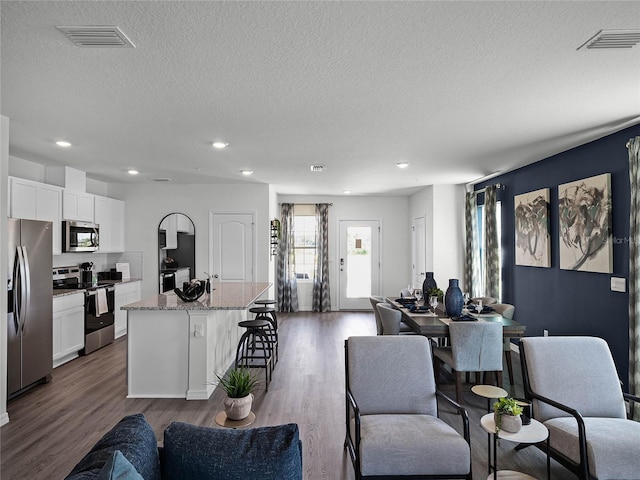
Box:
[514,188,551,267]
[558,173,612,273]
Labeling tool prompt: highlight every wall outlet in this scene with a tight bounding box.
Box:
[611,277,626,293]
[543,329,549,337]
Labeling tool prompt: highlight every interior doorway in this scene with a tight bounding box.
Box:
[412,215,426,290]
[338,220,380,310]
[209,212,255,282]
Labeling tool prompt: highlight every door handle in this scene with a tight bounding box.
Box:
[213,274,219,278]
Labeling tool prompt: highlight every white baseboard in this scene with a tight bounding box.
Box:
[0,411,9,427]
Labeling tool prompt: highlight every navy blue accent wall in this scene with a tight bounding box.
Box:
[476,124,640,389]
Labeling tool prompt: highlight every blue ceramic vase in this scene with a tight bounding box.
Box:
[445,279,464,317]
[422,272,437,298]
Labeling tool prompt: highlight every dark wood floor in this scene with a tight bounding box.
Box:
[0,311,577,480]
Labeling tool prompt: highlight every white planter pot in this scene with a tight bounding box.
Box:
[223,393,254,420]
[494,412,522,433]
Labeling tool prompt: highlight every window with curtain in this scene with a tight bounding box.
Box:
[292,204,316,281]
[476,201,502,295]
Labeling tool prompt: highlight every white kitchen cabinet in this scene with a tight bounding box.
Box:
[160,215,178,249]
[114,280,141,338]
[9,177,63,254]
[52,293,85,368]
[174,268,190,289]
[94,195,125,252]
[176,214,193,234]
[63,190,94,221]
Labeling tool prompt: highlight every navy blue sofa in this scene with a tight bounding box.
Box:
[65,413,303,480]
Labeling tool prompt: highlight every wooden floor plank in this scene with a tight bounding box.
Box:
[0,311,577,479]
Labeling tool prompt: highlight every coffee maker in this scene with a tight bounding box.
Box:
[80,262,94,285]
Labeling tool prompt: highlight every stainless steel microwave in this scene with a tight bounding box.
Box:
[62,221,99,252]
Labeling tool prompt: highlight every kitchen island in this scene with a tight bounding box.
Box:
[122,282,270,400]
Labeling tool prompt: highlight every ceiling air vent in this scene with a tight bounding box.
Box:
[578,29,640,50]
[56,26,136,48]
[152,178,172,182]
[310,165,325,172]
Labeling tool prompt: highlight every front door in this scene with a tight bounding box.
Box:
[338,220,380,310]
[209,212,255,282]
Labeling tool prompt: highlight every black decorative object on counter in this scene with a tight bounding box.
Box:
[444,278,464,318]
[174,280,206,302]
[422,272,437,298]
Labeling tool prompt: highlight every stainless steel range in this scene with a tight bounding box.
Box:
[53,266,115,355]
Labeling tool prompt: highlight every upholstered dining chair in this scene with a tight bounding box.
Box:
[491,303,516,384]
[369,296,385,335]
[470,296,497,306]
[376,303,402,335]
[520,336,640,480]
[433,320,503,403]
[345,335,471,479]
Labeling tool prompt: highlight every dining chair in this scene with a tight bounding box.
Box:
[471,296,497,306]
[520,336,640,480]
[345,335,471,479]
[491,303,516,384]
[433,320,503,403]
[376,303,402,335]
[369,296,385,335]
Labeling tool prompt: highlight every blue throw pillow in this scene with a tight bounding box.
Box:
[65,413,161,480]
[98,451,143,480]
[162,422,303,480]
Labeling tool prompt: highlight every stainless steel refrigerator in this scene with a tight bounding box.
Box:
[7,218,53,399]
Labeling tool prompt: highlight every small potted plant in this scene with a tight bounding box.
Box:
[427,287,444,302]
[216,368,259,420]
[493,397,523,434]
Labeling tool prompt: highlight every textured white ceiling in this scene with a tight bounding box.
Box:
[2,1,639,195]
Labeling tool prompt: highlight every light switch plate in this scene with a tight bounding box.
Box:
[611,277,626,293]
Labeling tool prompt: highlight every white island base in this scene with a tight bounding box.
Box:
[124,282,270,400]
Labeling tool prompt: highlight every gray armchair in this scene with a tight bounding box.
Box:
[520,336,640,480]
[433,321,503,403]
[345,336,471,479]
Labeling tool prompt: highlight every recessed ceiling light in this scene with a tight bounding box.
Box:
[241,170,254,176]
[56,141,71,147]
[212,142,229,149]
[343,190,352,194]
[128,170,139,175]
[396,162,410,169]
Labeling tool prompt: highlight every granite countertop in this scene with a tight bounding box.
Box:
[122,282,271,311]
[52,278,142,298]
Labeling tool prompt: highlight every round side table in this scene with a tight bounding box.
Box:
[215,411,256,428]
[480,413,549,480]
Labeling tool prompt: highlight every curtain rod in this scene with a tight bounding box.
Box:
[474,183,505,195]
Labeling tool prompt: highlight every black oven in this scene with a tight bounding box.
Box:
[83,285,115,355]
[63,221,100,252]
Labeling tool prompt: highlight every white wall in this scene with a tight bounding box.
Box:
[409,184,465,292]
[110,182,272,299]
[278,195,411,310]
[1,117,10,426]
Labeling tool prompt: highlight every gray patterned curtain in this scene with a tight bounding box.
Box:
[312,203,331,312]
[277,203,299,312]
[628,136,640,420]
[484,185,500,300]
[464,191,481,297]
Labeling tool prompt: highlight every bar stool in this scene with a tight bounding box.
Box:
[235,319,274,390]
[249,306,278,364]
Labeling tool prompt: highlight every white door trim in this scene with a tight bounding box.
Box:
[209,211,257,282]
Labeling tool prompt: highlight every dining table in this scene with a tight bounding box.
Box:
[386,297,526,338]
